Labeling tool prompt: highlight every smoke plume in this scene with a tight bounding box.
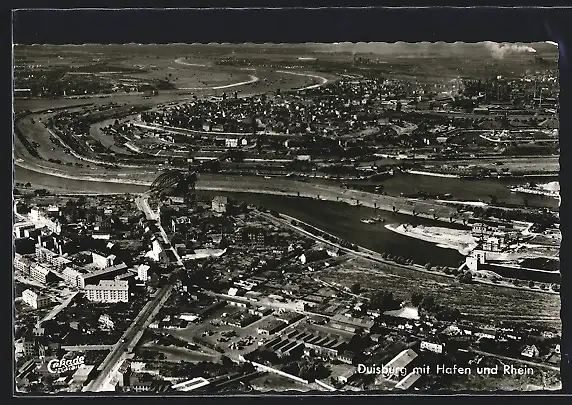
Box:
[484,42,537,59]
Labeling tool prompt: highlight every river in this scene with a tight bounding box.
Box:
[200,191,466,267]
[15,167,465,267]
[321,172,559,210]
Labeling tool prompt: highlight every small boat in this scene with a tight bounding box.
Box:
[361,216,386,224]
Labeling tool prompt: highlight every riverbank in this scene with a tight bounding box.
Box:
[261,208,558,296]
[385,223,478,255]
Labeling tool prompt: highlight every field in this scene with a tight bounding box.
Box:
[14,45,331,110]
[314,257,561,327]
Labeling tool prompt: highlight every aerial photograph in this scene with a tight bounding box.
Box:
[12,42,561,394]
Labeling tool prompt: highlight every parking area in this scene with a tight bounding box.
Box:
[167,305,281,358]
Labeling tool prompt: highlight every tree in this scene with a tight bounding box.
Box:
[457,271,473,284]
[551,283,560,292]
[529,280,536,289]
[371,290,400,311]
[421,295,436,311]
[350,283,361,294]
[411,292,424,307]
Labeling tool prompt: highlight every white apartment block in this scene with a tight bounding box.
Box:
[21,289,51,309]
[14,253,32,273]
[35,245,58,263]
[137,264,150,282]
[62,266,87,288]
[29,264,52,284]
[92,252,117,269]
[85,280,129,303]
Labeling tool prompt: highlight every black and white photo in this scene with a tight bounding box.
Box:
[13,40,561,394]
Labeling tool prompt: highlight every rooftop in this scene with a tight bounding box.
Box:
[385,349,418,371]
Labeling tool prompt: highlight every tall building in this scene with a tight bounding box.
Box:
[137,264,150,283]
[84,280,129,303]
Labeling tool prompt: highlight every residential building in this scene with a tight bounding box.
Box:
[14,253,32,273]
[21,337,38,358]
[237,227,266,247]
[84,280,129,303]
[98,314,115,330]
[483,236,503,252]
[14,222,35,239]
[21,289,51,309]
[420,340,444,354]
[337,351,356,365]
[211,196,228,213]
[225,138,239,148]
[51,255,72,271]
[128,373,153,392]
[92,252,117,269]
[62,266,89,288]
[276,311,304,325]
[35,245,58,264]
[81,263,129,289]
[338,368,356,384]
[248,307,273,317]
[137,264,150,282]
[29,264,58,284]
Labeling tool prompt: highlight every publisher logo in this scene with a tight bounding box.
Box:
[47,355,85,373]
